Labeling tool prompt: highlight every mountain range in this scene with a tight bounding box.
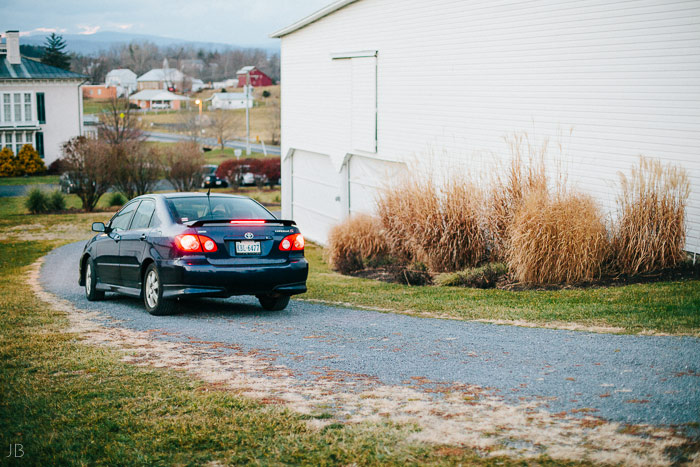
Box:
[21,31,277,55]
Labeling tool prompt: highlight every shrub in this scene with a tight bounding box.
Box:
[48,189,66,211]
[107,192,127,207]
[435,263,508,288]
[47,157,69,174]
[506,189,609,285]
[326,214,390,274]
[612,157,690,275]
[376,175,487,272]
[25,187,50,214]
[17,144,46,175]
[62,137,113,212]
[0,147,20,177]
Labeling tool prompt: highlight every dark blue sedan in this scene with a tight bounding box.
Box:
[79,193,308,315]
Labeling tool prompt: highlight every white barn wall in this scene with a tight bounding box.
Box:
[278,0,700,250]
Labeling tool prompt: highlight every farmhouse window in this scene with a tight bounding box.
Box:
[36,93,45,124]
[3,94,10,122]
[24,93,32,121]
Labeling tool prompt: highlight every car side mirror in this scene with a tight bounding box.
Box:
[92,222,107,233]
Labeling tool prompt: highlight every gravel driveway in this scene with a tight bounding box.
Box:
[39,241,700,460]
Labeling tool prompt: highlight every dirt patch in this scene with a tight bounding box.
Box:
[29,257,696,466]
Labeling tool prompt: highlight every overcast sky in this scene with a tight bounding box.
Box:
[1,0,331,47]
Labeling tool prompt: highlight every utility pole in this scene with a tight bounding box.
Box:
[245,71,251,156]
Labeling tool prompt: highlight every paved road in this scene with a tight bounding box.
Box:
[40,242,700,432]
[0,183,58,197]
[145,131,281,156]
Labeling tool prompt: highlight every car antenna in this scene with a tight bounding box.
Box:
[206,187,213,219]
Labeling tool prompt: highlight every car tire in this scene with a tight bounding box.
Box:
[258,294,290,311]
[85,257,105,301]
[143,264,177,316]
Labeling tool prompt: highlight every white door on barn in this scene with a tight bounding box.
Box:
[291,150,340,244]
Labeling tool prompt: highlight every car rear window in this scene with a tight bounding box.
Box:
[166,197,275,223]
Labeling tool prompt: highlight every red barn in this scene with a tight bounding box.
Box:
[236,66,274,87]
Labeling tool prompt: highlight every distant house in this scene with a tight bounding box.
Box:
[236,66,273,87]
[105,69,137,96]
[212,78,238,90]
[129,89,189,110]
[208,92,253,110]
[137,68,186,91]
[191,78,205,93]
[0,30,86,165]
[82,85,117,100]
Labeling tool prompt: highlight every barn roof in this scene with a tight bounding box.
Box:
[270,0,359,38]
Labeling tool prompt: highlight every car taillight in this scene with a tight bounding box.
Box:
[279,234,304,251]
[175,234,218,253]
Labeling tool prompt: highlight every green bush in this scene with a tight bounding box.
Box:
[48,189,66,211]
[107,192,127,207]
[25,187,50,214]
[435,263,508,288]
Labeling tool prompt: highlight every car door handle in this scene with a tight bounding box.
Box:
[140,233,147,241]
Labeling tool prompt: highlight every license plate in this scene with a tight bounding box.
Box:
[235,241,261,255]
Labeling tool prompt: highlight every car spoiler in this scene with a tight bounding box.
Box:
[185,219,297,228]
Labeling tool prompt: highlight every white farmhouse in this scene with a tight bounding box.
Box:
[0,30,85,165]
[105,69,137,96]
[271,0,700,252]
[208,92,253,110]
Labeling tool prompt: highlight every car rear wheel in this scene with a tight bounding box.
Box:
[258,294,290,311]
[143,264,177,316]
[85,258,105,301]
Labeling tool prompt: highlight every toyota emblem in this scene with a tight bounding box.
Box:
[244,232,254,239]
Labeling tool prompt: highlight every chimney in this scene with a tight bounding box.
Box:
[5,30,20,65]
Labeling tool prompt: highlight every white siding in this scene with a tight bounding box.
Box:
[279,0,700,251]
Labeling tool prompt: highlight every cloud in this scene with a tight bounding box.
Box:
[115,24,133,30]
[77,25,101,35]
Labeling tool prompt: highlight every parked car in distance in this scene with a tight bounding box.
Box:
[79,193,308,315]
[201,174,229,188]
[59,173,76,194]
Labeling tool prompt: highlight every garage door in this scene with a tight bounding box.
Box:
[291,150,340,244]
[348,155,407,216]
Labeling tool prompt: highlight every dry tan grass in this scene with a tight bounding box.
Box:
[325,214,389,274]
[485,134,548,260]
[612,156,690,275]
[506,189,609,285]
[376,175,486,272]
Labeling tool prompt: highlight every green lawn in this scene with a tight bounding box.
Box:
[82,99,112,115]
[0,174,59,186]
[203,147,273,165]
[302,245,700,335]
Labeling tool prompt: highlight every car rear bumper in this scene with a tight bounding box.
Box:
[158,257,309,298]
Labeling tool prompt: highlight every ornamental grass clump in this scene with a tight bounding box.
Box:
[485,134,548,260]
[612,157,690,275]
[376,175,487,272]
[506,189,609,285]
[326,214,390,274]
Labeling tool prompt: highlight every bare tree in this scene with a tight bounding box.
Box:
[208,109,241,150]
[98,97,144,145]
[62,137,112,212]
[110,141,162,199]
[162,142,205,192]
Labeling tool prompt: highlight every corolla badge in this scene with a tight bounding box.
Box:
[244,232,254,239]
